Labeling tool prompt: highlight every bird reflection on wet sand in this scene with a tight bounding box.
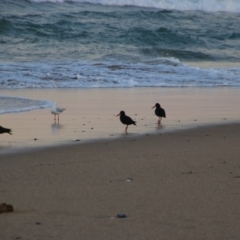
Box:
[51,123,64,135]
[155,124,163,131]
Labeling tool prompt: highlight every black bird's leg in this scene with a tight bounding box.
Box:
[125,125,128,133]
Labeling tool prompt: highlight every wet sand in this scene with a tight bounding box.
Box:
[0,87,240,153]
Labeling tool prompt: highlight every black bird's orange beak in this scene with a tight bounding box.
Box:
[152,105,156,109]
[116,113,120,117]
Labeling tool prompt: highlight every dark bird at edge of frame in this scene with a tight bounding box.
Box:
[152,103,166,124]
[0,126,12,135]
[116,111,136,133]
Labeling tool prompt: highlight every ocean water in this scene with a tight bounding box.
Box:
[1,0,240,113]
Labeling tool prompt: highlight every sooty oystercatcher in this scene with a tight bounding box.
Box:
[51,104,65,121]
[116,111,136,133]
[152,103,166,124]
[0,126,12,135]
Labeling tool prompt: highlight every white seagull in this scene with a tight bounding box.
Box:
[51,104,65,121]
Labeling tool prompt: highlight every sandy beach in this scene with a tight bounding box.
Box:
[0,87,240,239]
[0,121,240,240]
[2,0,240,238]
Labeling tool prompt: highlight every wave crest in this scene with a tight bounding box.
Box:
[29,0,240,13]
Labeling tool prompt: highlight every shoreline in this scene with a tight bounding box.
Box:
[1,119,239,157]
[0,87,240,154]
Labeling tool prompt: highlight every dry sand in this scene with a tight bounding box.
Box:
[0,87,240,239]
[0,123,240,240]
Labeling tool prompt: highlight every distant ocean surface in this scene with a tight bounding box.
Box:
[1,0,240,113]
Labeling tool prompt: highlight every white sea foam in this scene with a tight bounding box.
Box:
[0,96,53,114]
[0,58,239,89]
[30,0,240,13]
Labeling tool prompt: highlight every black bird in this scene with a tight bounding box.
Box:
[0,126,12,135]
[116,111,136,133]
[152,103,166,124]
